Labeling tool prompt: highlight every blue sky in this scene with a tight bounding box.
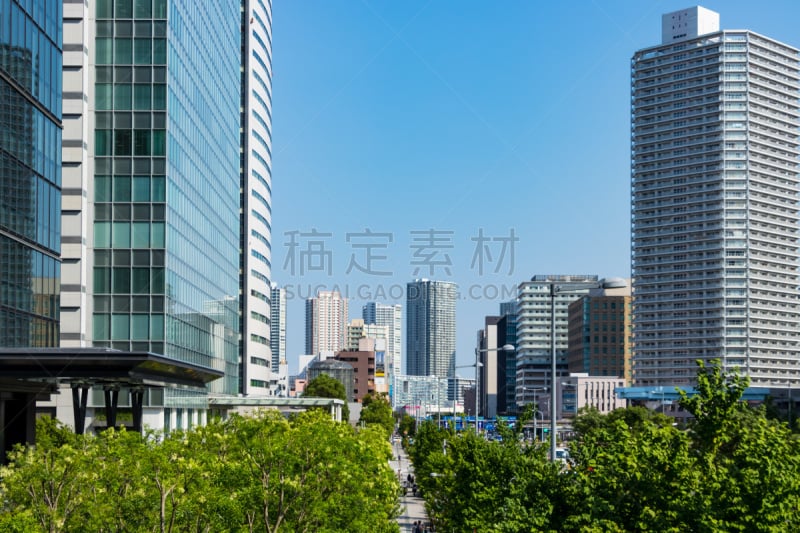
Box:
[270,0,800,373]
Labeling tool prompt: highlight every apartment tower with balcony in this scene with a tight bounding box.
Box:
[406,280,456,379]
[631,6,800,387]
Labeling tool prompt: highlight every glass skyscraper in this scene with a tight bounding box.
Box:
[0,1,62,348]
[59,0,243,426]
[631,7,800,387]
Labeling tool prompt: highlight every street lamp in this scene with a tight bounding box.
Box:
[453,362,483,430]
[521,386,546,440]
[545,277,626,462]
[429,375,447,428]
[474,344,515,429]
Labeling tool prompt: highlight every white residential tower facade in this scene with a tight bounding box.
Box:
[631,6,800,387]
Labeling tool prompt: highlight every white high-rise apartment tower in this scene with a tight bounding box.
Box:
[406,280,457,378]
[305,290,349,355]
[631,7,800,387]
[241,0,275,395]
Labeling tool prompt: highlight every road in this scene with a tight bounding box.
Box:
[390,438,431,532]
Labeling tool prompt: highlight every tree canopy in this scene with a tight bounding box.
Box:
[408,360,800,532]
[0,410,399,532]
[304,373,350,422]
[359,393,394,437]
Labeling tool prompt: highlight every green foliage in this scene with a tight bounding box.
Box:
[359,393,394,437]
[397,413,416,439]
[679,358,750,455]
[409,421,563,532]
[0,410,399,532]
[405,361,800,532]
[304,373,350,422]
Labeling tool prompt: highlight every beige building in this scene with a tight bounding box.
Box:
[559,374,627,417]
[305,290,348,355]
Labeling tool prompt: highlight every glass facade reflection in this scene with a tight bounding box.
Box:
[92,0,240,396]
[0,0,62,347]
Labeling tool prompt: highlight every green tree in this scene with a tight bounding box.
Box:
[676,360,800,531]
[359,393,394,437]
[304,374,350,422]
[0,418,95,532]
[566,416,697,532]
[397,413,416,439]
[0,410,400,532]
[224,409,399,532]
[679,359,750,456]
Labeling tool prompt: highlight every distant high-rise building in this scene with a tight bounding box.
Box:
[631,6,800,387]
[567,286,632,383]
[305,290,348,355]
[1,1,62,348]
[58,0,244,429]
[270,284,286,370]
[241,0,274,395]
[362,301,402,398]
[363,302,402,369]
[515,275,598,407]
[346,319,389,351]
[406,280,457,379]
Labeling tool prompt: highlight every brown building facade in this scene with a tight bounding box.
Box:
[567,287,632,384]
[335,350,376,402]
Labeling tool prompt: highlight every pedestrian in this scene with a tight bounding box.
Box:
[412,520,419,533]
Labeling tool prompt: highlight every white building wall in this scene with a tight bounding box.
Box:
[242,0,275,395]
[60,0,94,347]
[515,276,596,406]
[632,10,800,388]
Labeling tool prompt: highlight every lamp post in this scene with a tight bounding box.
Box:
[453,361,485,430]
[430,375,440,428]
[521,386,546,440]
[545,277,627,462]
[651,387,666,411]
[474,344,515,432]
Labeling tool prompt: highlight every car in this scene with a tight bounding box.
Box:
[554,447,571,466]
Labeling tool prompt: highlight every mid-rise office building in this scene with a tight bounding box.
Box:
[631,7,800,387]
[567,286,632,383]
[335,347,376,402]
[305,290,348,355]
[1,1,62,348]
[477,317,500,419]
[515,275,598,406]
[499,300,518,413]
[406,280,456,379]
[58,0,244,430]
